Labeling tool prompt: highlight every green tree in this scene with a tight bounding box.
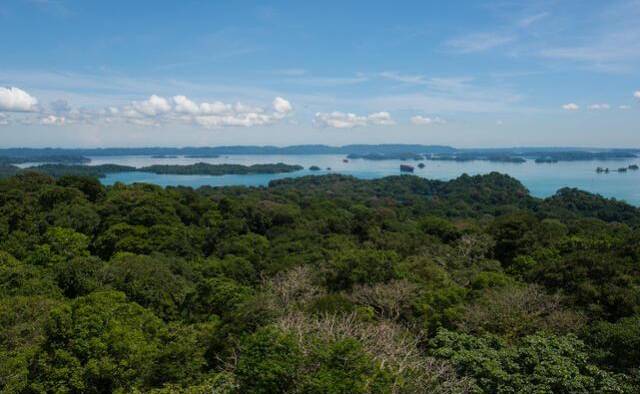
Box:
[236,327,302,394]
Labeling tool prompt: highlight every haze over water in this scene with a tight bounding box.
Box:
[77,155,640,205]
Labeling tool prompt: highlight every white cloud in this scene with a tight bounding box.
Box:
[314,111,395,128]
[103,94,292,128]
[106,94,295,128]
[233,102,263,114]
[0,87,38,112]
[367,111,395,125]
[40,115,65,125]
[200,101,232,115]
[635,91,640,99]
[619,105,630,109]
[588,103,610,110]
[131,95,172,116]
[194,113,273,128]
[273,97,292,114]
[562,103,579,111]
[314,112,367,128]
[410,115,446,125]
[173,95,200,114]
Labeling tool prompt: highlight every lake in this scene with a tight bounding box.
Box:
[32,154,640,205]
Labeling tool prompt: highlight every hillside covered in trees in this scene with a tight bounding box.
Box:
[0,162,304,179]
[1,172,639,393]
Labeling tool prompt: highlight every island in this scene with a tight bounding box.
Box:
[23,164,137,178]
[529,151,637,162]
[0,154,91,165]
[400,164,414,172]
[0,145,638,163]
[139,162,303,176]
[347,152,424,161]
[184,154,220,159]
[308,165,321,171]
[16,162,304,179]
[535,157,559,163]
[426,154,526,163]
[150,155,178,159]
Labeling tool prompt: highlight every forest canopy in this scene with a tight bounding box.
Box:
[0,172,639,393]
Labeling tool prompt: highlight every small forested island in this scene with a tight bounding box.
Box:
[347,152,424,161]
[1,172,639,392]
[4,162,305,179]
[308,165,321,171]
[150,155,178,159]
[3,164,136,178]
[140,162,303,176]
[0,154,91,165]
[184,154,221,158]
[529,151,637,162]
[597,164,638,174]
[426,153,527,163]
[534,157,559,163]
[400,164,414,172]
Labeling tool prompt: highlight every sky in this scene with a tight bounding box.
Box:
[0,0,639,148]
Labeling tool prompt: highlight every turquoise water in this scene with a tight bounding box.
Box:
[88,154,640,205]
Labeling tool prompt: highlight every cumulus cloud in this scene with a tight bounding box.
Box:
[40,115,65,125]
[410,115,446,125]
[562,103,579,111]
[635,91,640,99]
[0,87,38,112]
[273,97,293,114]
[0,89,293,129]
[314,111,395,128]
[194,113,274,128]
[588,103,610,110]
[130,95,172,116]
[172,95,201,115]
[112,94,294,128]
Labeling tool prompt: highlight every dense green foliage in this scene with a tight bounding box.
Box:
[26,164,137,178]
[347,152,424,160]
[2,162,305,179]
[0,155,90,165]
[1,171,639,392]
[139,162,303,175]
[426,154,527,163]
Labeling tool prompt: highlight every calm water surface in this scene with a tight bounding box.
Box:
[76,154,640,205]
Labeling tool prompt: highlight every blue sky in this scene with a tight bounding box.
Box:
[0,0,639,147]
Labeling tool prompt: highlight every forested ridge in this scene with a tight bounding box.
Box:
[0,162,304,179]
[1,172,639,393]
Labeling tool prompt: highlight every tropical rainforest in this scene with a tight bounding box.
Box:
[1,171,639,393]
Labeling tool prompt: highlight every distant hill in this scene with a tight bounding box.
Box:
[0,145,637,161]
[0,144,457,157]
